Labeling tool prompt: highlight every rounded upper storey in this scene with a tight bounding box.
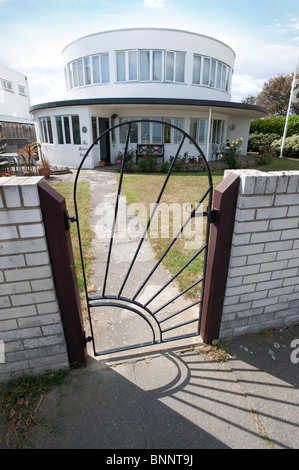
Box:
[62,28,235,102]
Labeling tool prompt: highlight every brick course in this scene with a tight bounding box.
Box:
[0,177,69,382]
[220,170,299,339]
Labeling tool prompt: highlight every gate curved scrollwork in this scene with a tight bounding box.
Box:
[73,119,213,356]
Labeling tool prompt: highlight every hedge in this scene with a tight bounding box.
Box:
[250,115,299,136]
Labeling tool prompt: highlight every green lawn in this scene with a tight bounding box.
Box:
[116,156,299,298]
[49,181,94,298]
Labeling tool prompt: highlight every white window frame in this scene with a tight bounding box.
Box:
[1,79,13,91]
[68,53,110,89]
[55,114,81,145]
[39,117,53,144]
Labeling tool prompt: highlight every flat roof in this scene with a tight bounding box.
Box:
[30,97,266,116]
[62,28,236,58]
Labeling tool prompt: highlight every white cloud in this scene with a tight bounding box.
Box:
[144,0,165,7]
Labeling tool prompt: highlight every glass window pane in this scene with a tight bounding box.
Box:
[77,59,84,87]
[164,118,171,143]
[119,117,128,144]
[64,117,71,144]
[210,60,216,87]
[116,51,126,81]
[190,118,197,141]
[47,118,53,143]
[216,62,221,88]
[174,118,184,144]
[221,64,226,90]
[153,51,162,81]
[84,57,91,85]
[192,55,201,84]
[128,118,138,143]
[175,52,185,82]
[198,119,207,143]
[101,54,110,83]
[141,119,150,143]
[72,62,78,88]
[166,51,174,81]
[152,118,162,143]
[72,115,81,145]
[92,56,100,83]
[129,51,137,80]
[92,117,97,142]
[139,51,150,81]
[203,58,210,85]
[56,117,64,144]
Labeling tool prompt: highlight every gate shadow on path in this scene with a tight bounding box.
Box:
[31,349,268,449]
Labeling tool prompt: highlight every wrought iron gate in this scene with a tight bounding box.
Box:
[72,120,214,356]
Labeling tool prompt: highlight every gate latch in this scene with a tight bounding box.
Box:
[190,207,218,224]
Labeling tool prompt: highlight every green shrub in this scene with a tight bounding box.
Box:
[137,151,157,172]
[250,115,299,137]
[254,145,277,165]
[248,133,280,152]
[116,147,135,172]
[160,161,170,173]
[271,135,299,158]
[222,138,243,169]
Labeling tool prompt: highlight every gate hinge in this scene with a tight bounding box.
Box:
[63,209,77,230]
[84,331,93,344]
[208,208,219,224]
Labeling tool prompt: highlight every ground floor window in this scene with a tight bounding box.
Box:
[189,118,208,144]
[55,115,81,145]
[118,117,184,145]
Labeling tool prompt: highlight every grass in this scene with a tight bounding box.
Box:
[117,171,222,298]
[116,156,299,298]
[0,369,70,448]
[49,181,94,298]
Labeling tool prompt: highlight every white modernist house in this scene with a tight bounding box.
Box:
[0,63,36,152]
[30,28,266,169]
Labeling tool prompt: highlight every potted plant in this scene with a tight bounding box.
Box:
[198,156,204,164]
[188,156,197,164]
[99,160,105,167]
[38,154,51,179]
[18,142,40,176]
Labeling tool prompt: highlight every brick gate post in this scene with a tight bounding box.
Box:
[200,172,240,344]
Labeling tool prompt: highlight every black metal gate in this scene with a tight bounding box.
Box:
[72,120,214,356]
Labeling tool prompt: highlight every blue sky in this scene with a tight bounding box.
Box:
[0,0,298,104]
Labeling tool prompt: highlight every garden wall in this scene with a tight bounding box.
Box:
[0,176,69,382]
[219,169,299,339]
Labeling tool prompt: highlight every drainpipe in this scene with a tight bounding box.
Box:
[206,108,212,161]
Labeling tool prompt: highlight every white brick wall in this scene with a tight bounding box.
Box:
[0,176,69,382]
[220,170,299,339]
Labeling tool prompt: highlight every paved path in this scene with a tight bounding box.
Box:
[24,168,299,450]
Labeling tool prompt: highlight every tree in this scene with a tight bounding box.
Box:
[256,74,299,117]
[241,95,257,105]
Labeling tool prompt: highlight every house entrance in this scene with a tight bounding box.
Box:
[72,120,214,356]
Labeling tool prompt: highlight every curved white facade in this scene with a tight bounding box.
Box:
[63,28,235,102]
[31,28,266,169]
